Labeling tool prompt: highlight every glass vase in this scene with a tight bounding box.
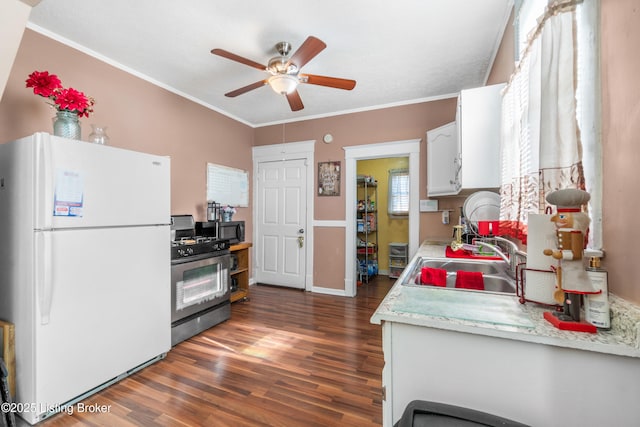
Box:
[52,110,81,140]
[88,124,110,145]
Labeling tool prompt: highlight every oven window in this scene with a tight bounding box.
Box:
[176,263,225,310]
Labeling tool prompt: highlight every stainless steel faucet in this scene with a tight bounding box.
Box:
[454,236,526,278]
[480,236,527,278]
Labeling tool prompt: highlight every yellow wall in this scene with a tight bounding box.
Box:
[357,157,409,273]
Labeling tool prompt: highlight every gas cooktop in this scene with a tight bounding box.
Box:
[171,236,230,259]
[170,214,230,259]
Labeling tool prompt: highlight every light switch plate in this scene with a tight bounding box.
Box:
[420,199,438,212]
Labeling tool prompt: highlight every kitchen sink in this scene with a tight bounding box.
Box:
[421,259,503,275]
[402,257,516,294]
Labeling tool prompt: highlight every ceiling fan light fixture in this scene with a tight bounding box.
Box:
[212,36,355,112]
[268,57,297,75]
[268,74,299,95]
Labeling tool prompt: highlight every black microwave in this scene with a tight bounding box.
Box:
[217,220,245,244]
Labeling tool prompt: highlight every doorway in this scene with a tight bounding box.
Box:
[252,141,315,291]
[344,139,421,297]
[357,157,410,280]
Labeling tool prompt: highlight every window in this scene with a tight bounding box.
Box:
[388,169,409,216]
[501,0,601,250]
[514,0,548,61]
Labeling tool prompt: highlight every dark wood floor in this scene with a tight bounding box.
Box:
[39,276,394,426]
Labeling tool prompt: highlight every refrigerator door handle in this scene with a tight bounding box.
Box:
[35,231,54,324]
[35,134,54,230]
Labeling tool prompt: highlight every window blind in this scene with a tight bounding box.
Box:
[388,169,409,216]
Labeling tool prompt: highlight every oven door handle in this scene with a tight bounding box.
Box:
[171,251,225,265]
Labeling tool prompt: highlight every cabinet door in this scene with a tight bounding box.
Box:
[427,122,459,196]
[458,83,505,189]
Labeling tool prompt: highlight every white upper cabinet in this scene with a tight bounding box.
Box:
[427,83,505,197]
[456,83,505,191]
[427,121,458,196]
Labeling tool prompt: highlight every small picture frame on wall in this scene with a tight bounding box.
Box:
[318,161,341,196]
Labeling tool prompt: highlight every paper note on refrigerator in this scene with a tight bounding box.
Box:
[54,169,84,217]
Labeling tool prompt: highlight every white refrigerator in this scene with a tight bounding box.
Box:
[0,133,171,424]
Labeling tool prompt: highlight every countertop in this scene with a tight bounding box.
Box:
[371,241,640,359]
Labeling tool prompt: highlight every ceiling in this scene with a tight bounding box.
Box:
[26,0,513,127]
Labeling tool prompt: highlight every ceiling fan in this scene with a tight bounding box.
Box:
[211,36,356,112]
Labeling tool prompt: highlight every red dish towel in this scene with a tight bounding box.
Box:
[455,271,485,290]
[421,267,447,286]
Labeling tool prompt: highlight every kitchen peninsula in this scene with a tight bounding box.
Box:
[371,242,640,427]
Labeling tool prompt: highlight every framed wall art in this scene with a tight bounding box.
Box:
[318,161,341,196]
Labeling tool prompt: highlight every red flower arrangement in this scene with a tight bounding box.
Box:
[26,70,95,118]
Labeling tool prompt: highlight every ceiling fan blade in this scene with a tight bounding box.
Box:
[224,80,268,97]
[286,36,326,69]
[286,90,304,111]
[211,48,267,71]
[300,74,356,90]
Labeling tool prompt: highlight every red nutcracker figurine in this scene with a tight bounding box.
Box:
[543,189,599,331]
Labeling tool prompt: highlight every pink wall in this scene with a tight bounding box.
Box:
[601,0,640,303]
[255,100,461,224]
[313,227,346,289]
[0,30,255,234]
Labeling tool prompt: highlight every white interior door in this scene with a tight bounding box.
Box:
[256,159,307,288]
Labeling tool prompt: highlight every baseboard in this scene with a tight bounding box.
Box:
[311,286,348,297]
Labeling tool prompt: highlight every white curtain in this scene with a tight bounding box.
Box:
[500,1,584,244]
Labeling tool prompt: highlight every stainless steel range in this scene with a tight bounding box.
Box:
[170,215,231,346]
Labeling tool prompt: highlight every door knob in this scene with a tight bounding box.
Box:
[297,235,304,248]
